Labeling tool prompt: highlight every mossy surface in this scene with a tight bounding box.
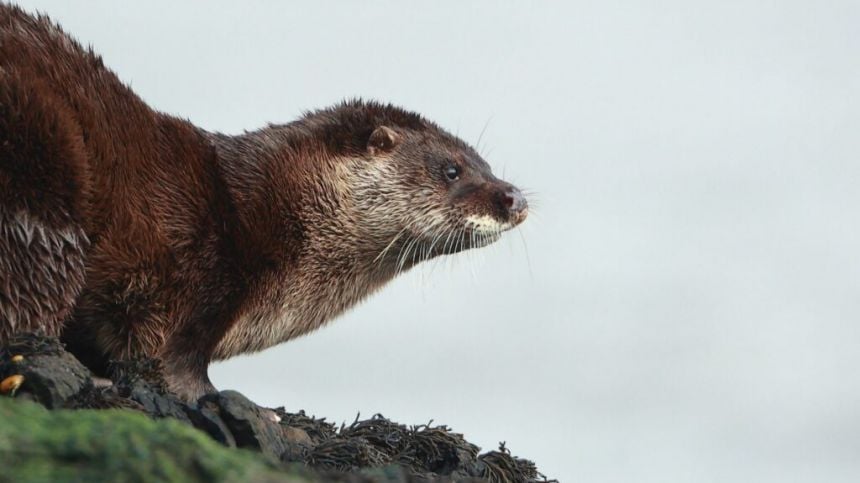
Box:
[0,335,554,482]
[0,398,308,483]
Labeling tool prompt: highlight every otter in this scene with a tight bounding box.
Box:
[0,5,528,401]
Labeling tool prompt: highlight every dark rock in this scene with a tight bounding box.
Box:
[281,440,313,465]
[190,398,237,447]
[280,425,315,463]
[0,334,90,408]
[66,384,148,412]
[284,425,314,446]
[125,383,194,424]
[110,357,195,424]
[199,390,290,460]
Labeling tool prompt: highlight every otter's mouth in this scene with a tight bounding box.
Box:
[387,210,526,271]
[429,212,525,255]
[464,213,523,235]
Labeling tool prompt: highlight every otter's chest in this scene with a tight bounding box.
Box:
[211,270,382,360]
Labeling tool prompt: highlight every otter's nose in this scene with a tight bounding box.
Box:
[502,188,528,218]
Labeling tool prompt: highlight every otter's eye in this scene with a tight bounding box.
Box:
[444,164,461,181]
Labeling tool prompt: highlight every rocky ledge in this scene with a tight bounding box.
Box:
[0,334,554,482]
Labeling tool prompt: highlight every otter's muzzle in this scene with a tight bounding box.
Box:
[497,186,529,226]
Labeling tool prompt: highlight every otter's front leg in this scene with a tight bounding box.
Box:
[158,322,227,401]
[160,350,216,402]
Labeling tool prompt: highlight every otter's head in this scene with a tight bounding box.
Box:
[328,101,528,272]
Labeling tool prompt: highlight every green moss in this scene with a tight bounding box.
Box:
[0,398,310,483]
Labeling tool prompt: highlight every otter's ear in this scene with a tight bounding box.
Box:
[367,126,400,156]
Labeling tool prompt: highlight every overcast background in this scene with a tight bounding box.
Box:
[16,1,860,481]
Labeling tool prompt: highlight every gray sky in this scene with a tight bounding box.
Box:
[15,1,860,481]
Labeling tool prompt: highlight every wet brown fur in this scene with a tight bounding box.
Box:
[0,4,526,400]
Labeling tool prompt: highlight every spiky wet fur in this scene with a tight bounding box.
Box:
[0,4,526,400]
